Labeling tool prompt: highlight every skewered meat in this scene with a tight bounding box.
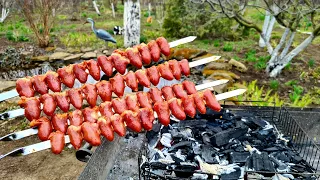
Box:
[82,106,99,123]
[54,92,70,112]
[135,69,151,88]
[57,65,75,88]
[49,131,65,154]
[96,80,112,102]
[110,73,125,97]
[99,101,114,117]
[149,87,163,103]
[16,77,34,97]
[136,92,152,109]
[161,86,175,101]
[137,43,152,65]
[179,59,190,76]
[168,98,186,120]
[67,89,83,109]
[45,71,61,92]
[139,108,154,131]
[18,97,41,121]
[110,114,126,137]
[202,89,221,112]
[182,95,196,118]
[158,62,174,80]
[126,47,143,68]
[40,94,57,116]
[85,59,101,81]
[111,53,130,75]
[68,109,83,126]
[193,93,206,114]
[154,101,170,126]
[67,125,83,150]
[73,62,88,83]
[172,84,188,99]
[125,94,139,111]
[113,49,127,57]
[124,71,138,91]
[81,122,101,146]
[182,80,197,94]
[148,40,161,62]
[156,37,170,56]
[31,75,48,95]
[147,66,160,86]
[121,110,142,133]
[52,113,68,134]
[112,98,127,114]
[98,116,114,141]
[97,55,113,77]
[81,84,97,107]
[30,116,52,141]
[168,60,181,80]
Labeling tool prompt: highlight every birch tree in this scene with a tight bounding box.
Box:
[124,0,140,47]
[0,0,12,23]
[191,0,320,77]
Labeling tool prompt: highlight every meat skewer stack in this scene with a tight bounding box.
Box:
[29,81,222,154]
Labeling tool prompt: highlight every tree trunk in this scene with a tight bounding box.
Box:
[111,3,115,18]
[267,33,314,77]
[259,11,275,48]
[124,0,140,47]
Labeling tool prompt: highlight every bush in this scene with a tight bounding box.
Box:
[222,43,233,52]
[163,0,235,39]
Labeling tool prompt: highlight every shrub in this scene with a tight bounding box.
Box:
[245,49,256,62]
[213,39,220,47]
[223,43,233,52]
[163,0,234,39]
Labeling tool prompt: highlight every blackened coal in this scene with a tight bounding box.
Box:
[141,108,318,179]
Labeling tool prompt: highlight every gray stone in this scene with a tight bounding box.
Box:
[49,52,71,61]
[64,53,84,61]
[103,49,113,56]
[54,47,66,52]
[20,51,32,57]
[31,55,49,62]
[67,48,81,54]
[81,52,96,59]
[229,59,248,72]
[81,47,94,53]
[0,81,16,91]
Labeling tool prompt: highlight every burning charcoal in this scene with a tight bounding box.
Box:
[201,145,219,164]
[220,167,241,180]
[229,152,250,164]
[168,141,192,152]
[210,124,248,147]
[160,133,172,148]
[170,128,193,140]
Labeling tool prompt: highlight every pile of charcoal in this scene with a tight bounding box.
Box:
[140,108,318,180]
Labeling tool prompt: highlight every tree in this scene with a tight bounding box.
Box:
[191,0,320,77]
[124,0,140,47]
[0,0,12,23]
[16,0,63,48]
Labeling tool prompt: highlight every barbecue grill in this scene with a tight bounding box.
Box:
[137,103,320,180]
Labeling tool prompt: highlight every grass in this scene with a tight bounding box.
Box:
[222,43,233,52]
[269,80,279,90]
[308,59,315,68]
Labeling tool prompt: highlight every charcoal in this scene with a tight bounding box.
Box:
[174,119,207,128]
[171,128,193,140]
[161,125,170,134]
[206,126,223,134]
[275,152,290,162]
[210,124,248,147]
[201,145,218,164]
[150,162,169,169]
[291,164,307,173]
[170,154,184,164]
[168,141,192,152]
[220,167,241,180]
[229,152,250,163]
[269,156,289,172]
[248,152,275,172]
[174,164,196,178]
[202,133,211,145]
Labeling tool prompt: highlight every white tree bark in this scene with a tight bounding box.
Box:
[267,28,290,67]
[0,0,10,23]
[148,2,151,17]
[280,31,295,59]
[111,3,115,18]
[268,34,314,77]
[259,11,275,48]
[93,0,101,16]
[124,0,140,47]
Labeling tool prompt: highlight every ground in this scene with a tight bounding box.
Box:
[0,2,319,180]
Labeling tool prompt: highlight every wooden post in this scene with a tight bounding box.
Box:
[111,3,115,18]
[124,0,140,47]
